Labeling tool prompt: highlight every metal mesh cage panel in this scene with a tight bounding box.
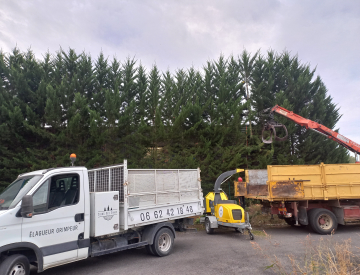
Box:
[156,171,178,191]
[95,170,109,192]
[128,194,156,207]
[128,171,156,193]
[180,191,199,202]
[88,165,125,202]
[111,167,124,201]
[157,192,180,204]
[179,171,198,189]
[127,169,200,208]
[88,171,95,192]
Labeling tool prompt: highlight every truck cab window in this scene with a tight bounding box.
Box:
[33,180,50,213]
[49,174,80,209]
[32,174,80,214]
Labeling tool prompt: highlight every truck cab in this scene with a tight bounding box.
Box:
[0,166,90,273]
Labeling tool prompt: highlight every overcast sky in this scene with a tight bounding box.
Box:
[1,0,359,155]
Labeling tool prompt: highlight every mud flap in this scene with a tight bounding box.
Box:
[333,206,345,225]
[298,206,308,225]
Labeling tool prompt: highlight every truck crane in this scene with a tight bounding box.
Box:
[261,105,360,162]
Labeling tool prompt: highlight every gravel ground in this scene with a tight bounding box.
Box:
[35,224,360,275]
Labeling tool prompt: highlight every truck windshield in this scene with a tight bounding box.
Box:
[0,175,43,210]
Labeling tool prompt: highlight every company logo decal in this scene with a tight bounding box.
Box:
[98,206,118,221]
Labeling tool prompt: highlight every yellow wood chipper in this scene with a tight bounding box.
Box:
[200,169,254,240]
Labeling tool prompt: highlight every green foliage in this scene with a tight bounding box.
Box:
[0,48,349,192]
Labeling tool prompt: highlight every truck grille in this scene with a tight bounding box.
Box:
[232,209,242,221]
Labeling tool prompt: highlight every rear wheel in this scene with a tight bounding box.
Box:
[0,254,30,275]
[151,228,174,257]
[308,208,338,235]
[205,218,214,234]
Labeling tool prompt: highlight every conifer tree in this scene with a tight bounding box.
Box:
[0,47,349,193]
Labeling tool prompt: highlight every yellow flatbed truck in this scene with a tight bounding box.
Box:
[235,163,360,234]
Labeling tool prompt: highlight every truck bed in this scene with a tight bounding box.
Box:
[235,163,360,201]
[88,161,203,232]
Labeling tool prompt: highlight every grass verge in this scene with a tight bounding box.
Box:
[251,231,359,274]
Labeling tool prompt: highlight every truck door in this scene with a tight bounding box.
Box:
[21,171,86,269]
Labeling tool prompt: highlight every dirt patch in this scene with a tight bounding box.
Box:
[246,204,287,228]
[189,224,205,231]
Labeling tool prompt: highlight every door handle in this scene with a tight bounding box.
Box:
[75,213,84,222]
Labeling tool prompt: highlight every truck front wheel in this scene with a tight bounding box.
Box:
[151,228,174,257]
[0,254,30,275]
[308,208,338,235]
[145,245,155,255]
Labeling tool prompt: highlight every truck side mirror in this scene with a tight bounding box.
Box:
[21,195,34,218]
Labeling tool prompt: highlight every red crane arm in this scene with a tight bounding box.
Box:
[270,105,360,154]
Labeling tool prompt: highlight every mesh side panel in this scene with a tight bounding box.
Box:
[88,171,94,192]
[127,169,199,207]
[180,191,199,202]
[128,171,155,193]
[156,171,178,191]
[96,170,109,192]
[179,171,198,190]
[157,193,180,204]
[232,209,242,221]
[88,165,124,201]
[111,167,124,202]
[137,194,156,207]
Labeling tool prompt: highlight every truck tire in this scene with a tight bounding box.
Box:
[0,254,30,275]
[145,245,155,255]
[151,228,174,257]
[205,218,214,234]
[308,208,338,235]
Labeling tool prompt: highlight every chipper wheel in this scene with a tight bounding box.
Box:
[205,218,214,234]
[248,229,254,240]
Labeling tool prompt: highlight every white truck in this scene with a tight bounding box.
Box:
[0,160,203,275]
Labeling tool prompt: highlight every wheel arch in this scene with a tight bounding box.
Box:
[142,222,176,245]
[0,242,43,272]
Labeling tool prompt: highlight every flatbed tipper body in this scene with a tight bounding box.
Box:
[236,163,360,201]
[234,163,360,234]
[0,160,203,274]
